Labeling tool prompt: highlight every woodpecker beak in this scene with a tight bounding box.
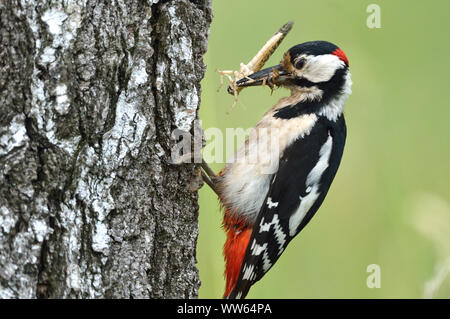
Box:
[236,64,292,88]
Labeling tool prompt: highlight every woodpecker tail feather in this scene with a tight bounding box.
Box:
[227,281,252,299]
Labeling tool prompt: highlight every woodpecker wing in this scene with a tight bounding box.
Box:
[228,116,346,299]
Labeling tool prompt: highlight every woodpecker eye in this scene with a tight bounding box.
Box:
[294,58,306,69]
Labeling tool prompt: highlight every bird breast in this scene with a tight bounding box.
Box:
[217,109,318,225]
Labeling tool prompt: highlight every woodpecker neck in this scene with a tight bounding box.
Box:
[317,70,352,121]
[273,69,352,121]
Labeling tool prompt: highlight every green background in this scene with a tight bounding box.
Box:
[197,0,450,298]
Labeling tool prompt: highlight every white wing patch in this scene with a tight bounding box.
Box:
[289,134,333,236]
[262,250,272,272]
[250,239,267,256]
[242,263,256,281]
[266,197,279,208]
[289,188,320,237]
[253,213,287,262]
[259,214,287,250]
[306,133,333,186]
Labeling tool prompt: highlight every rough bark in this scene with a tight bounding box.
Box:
[0,0,211,298]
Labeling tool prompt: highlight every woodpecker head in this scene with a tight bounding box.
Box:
[237,41,351,105]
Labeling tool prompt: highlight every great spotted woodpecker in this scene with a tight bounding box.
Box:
[201,41,352,299]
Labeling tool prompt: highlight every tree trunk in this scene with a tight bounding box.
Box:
[0,0,211,298]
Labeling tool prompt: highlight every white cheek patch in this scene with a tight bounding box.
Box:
[302,54,345,83]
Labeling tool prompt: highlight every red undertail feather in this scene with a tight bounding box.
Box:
[222,213,252,298]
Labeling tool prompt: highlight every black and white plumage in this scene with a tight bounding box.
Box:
[211,41,352,299]
[228,115,347,298]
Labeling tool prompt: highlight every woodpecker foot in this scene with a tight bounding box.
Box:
[200,159,220,195]
[201,159,216,179]
[201,170,219,195]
